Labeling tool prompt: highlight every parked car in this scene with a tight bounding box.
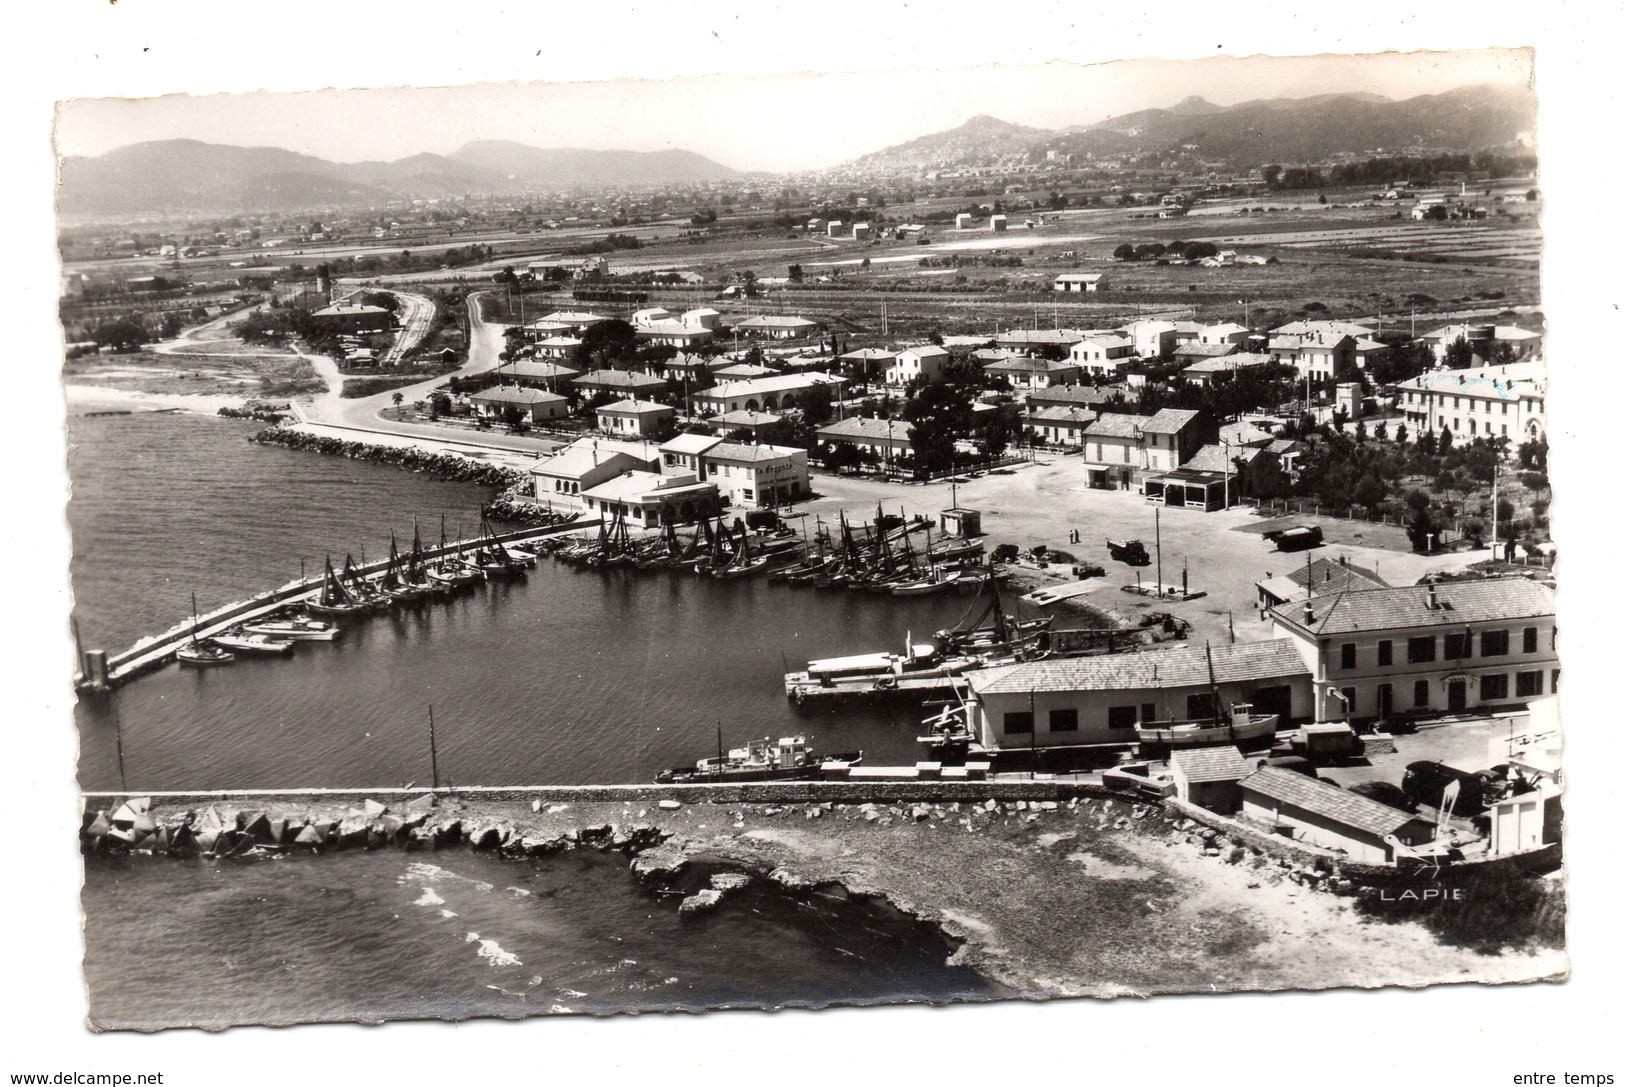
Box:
[1262,755,1317,777]
[1264,525,1324,552]
[1401,760,1486,815]
[1072,563,1106,580]
[1347,781,1417,812]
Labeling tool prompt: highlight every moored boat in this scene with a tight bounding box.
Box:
[211,628,296,656]
[655,734,862,784]
[176,639,234,667]
[241,614,342,641]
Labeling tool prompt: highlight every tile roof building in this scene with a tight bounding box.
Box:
[1268,578,1559,723]
[1239,766,1432,863]
[964,641,1311,748]
[1394,362,1547,452]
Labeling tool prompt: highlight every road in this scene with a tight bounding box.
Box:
[290,290,561,456]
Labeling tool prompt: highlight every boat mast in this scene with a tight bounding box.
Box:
[428,704,440,790]
[1205,642,1222,726]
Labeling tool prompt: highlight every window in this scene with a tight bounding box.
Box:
[1444,632,1473,660]
[1523,627,1539,653]
[1003,711,1033,735]
[1339,687,1357,714]
[1049,708,1079,732]
[1480,630,1510,657]
[1414,680,1430,708]
[1481,674,1509,700]
[1340,643,1357,669]
[1098,705,1137,727]
[1186,692,1218,720]
[1140,702,1157,723]
[1407,636,1437,664]
[1377,640,1393,667]
[1516,671,1544,698]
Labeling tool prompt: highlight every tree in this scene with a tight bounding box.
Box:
[1354,421,1368,444]
[1113,243,1138,261]
[1444,335,1475,369]
[574,319,639,371]
[1417,429,1437,456]
[1437,426,1454,454]
[799,383,835,426]
[1374,421,1389,442]
[1394,423,1408,445]
[391,392,405,411]
[91,318,148,352]
[1407,503,1442,553]
[787,263,804,283]
[1424,204,1450,221]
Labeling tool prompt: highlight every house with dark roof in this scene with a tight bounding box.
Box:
[489,360,579,390]
[1139,408,1215,474]
[1026,405,1098,446]
[573,369,668,398]
[964,641,1311,749]
[468,385,569,423]
[596,398,677,438]
[1239,766,1432,864]
[816,415,914,460]
[983,356,1084,391]
[1267,578,1559,723]
[1029,383,1123,410]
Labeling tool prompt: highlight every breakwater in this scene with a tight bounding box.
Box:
[251,424,530,489]
[82,518,597,690]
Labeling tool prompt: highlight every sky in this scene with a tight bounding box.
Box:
[54,48,1533,174]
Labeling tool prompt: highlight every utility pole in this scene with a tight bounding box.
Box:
[1154,506,1163,599]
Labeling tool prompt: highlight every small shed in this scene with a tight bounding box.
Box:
[939,507,982,539]
[1170,746,1250,814]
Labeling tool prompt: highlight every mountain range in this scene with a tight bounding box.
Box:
[849,84,1536,173]
[56,139,741,216]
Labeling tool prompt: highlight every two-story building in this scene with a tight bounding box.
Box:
[884,346,951,387]
[701,442,810,508]
[1267,578,1559,723]
[1393,361,1547,450]
[1026,405,1098,447]
[1069,333,1137,378]
[963,641,1312,750]
[1081,413,1145,489]
[1138,408,1215,475]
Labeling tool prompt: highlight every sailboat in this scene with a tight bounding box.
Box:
[305,556,369,617]
[714,524,769,578]
[1134,645,1279,750]
[176,591,234,667]
[376,533,431,603]
[426,517,483,587]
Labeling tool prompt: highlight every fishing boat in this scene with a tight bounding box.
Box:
[425,519,485,587]
[176,591,234,667]
[935,577,1052,655]
[176,640,234,667]
[211,627,296,656]
[341,554,392,610]
[241,614,342,641]
[655,733,862,785]
[1135,705,1279,750]
[375,534,431,603]
[1134,646,1279,751]
[305,557,369,618]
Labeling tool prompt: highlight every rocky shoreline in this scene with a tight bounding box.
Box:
[250,424,530,489]
[79,790,1567,999]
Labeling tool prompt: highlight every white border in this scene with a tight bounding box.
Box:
[8,3,1620,1082]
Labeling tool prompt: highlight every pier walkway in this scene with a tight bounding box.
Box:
[86,519,599,690]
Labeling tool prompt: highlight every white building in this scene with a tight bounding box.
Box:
[884,345,952,387]
[1394,361,1547,449]
[596,398,677,438]
[693,372,844,415]
[1267,578,1559,723]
